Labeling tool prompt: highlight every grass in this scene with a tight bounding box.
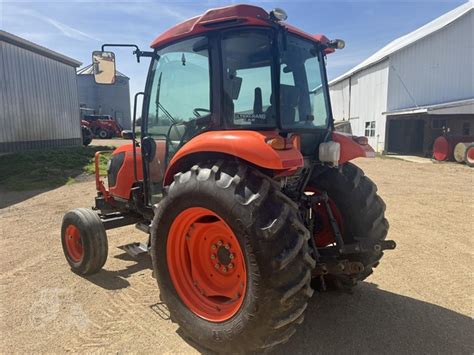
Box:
[0,146,114,191]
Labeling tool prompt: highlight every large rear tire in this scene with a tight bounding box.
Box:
[308,163,389,288]
[151,161,315,353]
[61,208,108,275]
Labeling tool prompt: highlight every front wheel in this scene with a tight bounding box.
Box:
[61,208,108,275]
[151,161,315,353]
[308,163,389,288]
[98,129,109,139]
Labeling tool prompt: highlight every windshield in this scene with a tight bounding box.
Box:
[279,34,329,130]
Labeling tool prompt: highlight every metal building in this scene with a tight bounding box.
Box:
[0,31,82,153]
[77,65,131,130]
[329,2,474,155]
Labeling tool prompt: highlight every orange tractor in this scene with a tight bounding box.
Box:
[61,5,395,352]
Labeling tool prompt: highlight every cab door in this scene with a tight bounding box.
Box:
[142,36,212,205]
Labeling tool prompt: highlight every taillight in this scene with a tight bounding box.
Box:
[266,135,299,150]
[353,136,369,145]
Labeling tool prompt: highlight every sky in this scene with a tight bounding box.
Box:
[1,0,468,113]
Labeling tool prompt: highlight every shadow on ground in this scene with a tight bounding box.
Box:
[274,282,473,354]
[79,252,472,354]
[180,282,473,354]
[0,188,51,209]
[85,252,152,290]
[0,145,113,209]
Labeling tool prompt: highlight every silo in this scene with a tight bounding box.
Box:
[76,65,131,130]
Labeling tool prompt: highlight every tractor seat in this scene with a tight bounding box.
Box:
[266,84,300,125]
[149,139,167,184]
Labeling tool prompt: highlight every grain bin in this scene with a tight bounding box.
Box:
[77,65,131,130]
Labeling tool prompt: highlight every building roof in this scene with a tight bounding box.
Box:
[77,64,129,79]
[383,98,474,116]
[0,30,82,67]
[330,1,473,85]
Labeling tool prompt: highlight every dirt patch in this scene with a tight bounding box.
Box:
[91,138,129,147]
[0,158,472,353]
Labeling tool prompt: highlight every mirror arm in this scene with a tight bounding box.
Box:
[101,44,157,63]
[132,92,146,182]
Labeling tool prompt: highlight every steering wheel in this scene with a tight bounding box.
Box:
[193,108,211,118]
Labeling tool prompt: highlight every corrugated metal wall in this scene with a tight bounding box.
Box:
[77,74,131,130]
[348,60,390,151]
[0,41,81,152]
[329,60,389,152]
[387,10,474,111]
[329,79,350,121]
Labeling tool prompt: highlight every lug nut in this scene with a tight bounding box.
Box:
[217,240,223,246]
[211,244,216,250]
[229,253,234,260]
[214,263,220,269]
[222,267,227,273]
[211,254,216,260]
[224,244,230,250]
[228,263,234,269]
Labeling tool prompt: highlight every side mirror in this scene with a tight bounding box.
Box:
[122,130,134,140]
[92,51,116,84]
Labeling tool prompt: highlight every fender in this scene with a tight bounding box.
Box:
[332,132,376,165]
[164,130,304,185]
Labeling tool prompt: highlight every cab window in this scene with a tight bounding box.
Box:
[147,37,210,138]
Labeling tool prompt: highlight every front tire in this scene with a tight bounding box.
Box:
[308,163,389,288]
[98,129,109,139]
[151,161,315,353]
[61,208,108,275]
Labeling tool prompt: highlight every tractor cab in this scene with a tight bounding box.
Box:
[93,5,347,207]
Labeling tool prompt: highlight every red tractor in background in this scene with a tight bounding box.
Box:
[81,114,122,139]
[61,5,395,353]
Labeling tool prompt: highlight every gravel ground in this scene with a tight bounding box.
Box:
[0,157,472,353]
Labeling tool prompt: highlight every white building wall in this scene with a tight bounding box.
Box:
[329,78,350,121]
[330,60,389,152]
[387,10,474,111]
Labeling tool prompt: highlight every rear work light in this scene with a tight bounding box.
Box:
[270,8,288,22]
[328,39,345,50]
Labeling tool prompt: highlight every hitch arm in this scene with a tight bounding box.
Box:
[309,191,345,250]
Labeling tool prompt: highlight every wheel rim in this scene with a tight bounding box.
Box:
[65,225,83,262]
[306,187,344,248]
[167,207,247,322]
[467,148,474,164]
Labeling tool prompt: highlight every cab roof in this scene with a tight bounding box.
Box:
[150,4,333,53]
